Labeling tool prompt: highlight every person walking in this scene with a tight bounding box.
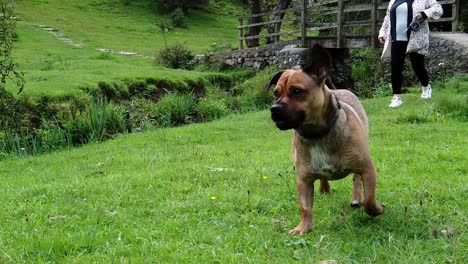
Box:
[378,0,443,108]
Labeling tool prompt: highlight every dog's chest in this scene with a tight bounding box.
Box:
[306,145,349,179]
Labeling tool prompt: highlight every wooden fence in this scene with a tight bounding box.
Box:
[238,0,460,49]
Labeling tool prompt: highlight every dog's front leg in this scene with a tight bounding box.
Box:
[361,164,385,216]
[351,173,363,208]
[289,177,314,235]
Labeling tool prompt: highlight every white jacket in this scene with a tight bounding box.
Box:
[379,0,443,58]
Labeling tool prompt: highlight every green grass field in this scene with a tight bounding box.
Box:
[2,0,467,262]
[9,0,242,97]
[0,78,466,262]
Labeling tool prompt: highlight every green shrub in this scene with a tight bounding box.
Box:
[154,0,209,13]
[0,121,70,158]
[350,48,389,98]
[127,80,148,96]
[171,8,186,28]
[88,99,125,142]
[156,43,194,69]
[97,81,118,100]
[62,111,90,145]
[350,48,434,98]
[122,98,160,131]
[372,79,392,97]
[35,121,69,153]
[227,66,277,112]
[156,92,196,126]
[197,98,229,121]
[0,87,20,130]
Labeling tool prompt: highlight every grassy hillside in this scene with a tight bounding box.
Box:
[9,0,244,97]
[16,0,241,55]
[0,77,466,262]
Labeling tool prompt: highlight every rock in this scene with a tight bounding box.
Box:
[118,51,137,56]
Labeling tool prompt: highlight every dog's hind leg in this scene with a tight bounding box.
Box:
[319,179,331,194]
[351,173,362,208]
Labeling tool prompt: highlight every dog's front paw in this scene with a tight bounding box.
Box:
[288,223,312,235]
[350,200,362,208]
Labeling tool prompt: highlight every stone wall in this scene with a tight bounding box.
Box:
[214,41,353,90]
[426,33,468,75]
[214,40,301,70]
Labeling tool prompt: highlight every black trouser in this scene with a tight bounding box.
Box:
[391,41,429,95]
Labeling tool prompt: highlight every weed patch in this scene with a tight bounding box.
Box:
[155,92,196,126]
[435,94,468,122]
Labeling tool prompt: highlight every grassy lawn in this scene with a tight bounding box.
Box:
[0,77,466,262]
[9,0,242,97]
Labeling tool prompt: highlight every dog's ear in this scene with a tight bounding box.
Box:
[265,71,284,91]
[303,44,332,82]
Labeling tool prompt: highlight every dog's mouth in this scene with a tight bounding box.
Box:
[274,120,291,130]
[271,109,305,130]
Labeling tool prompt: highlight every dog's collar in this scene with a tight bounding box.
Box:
[295,94,341,139]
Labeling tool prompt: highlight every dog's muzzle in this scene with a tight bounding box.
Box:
[270,103,284,118]
[270,103,304,130]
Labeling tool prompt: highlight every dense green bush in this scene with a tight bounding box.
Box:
[156,92,196,126]
[0,99,126,158]
[62,111,90,145]
[88,99,125,142]
[122,98,159,131]
[350,48,389,98]
[197,98,229,121]
[156,43,194,69]
[171,8,186,28]
[350,48,437,98]
[227,66,276,112]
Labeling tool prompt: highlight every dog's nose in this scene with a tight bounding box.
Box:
[270,104,284,114]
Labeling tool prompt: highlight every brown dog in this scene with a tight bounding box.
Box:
[266,44,384,235]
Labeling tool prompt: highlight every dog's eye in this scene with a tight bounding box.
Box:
[292,88,302,97]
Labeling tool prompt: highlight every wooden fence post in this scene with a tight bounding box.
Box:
[274,15,280,43]
[452,0,460,31]
[337,0,344,48]
[301,0,307,47]
[239,18,244,50]
[371,0,378,47]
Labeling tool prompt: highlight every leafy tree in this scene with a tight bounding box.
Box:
[0,0,24,130]
[266,0,292,44]
[245,0,293,47]
[0,0,23,94]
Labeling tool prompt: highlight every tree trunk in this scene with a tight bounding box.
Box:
[246,0,262,48]
[266,0,293,44]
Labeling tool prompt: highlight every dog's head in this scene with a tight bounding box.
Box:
[266,44,334,131]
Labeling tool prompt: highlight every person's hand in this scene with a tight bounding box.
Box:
[378,37,385,44]
[415,13,423,20]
